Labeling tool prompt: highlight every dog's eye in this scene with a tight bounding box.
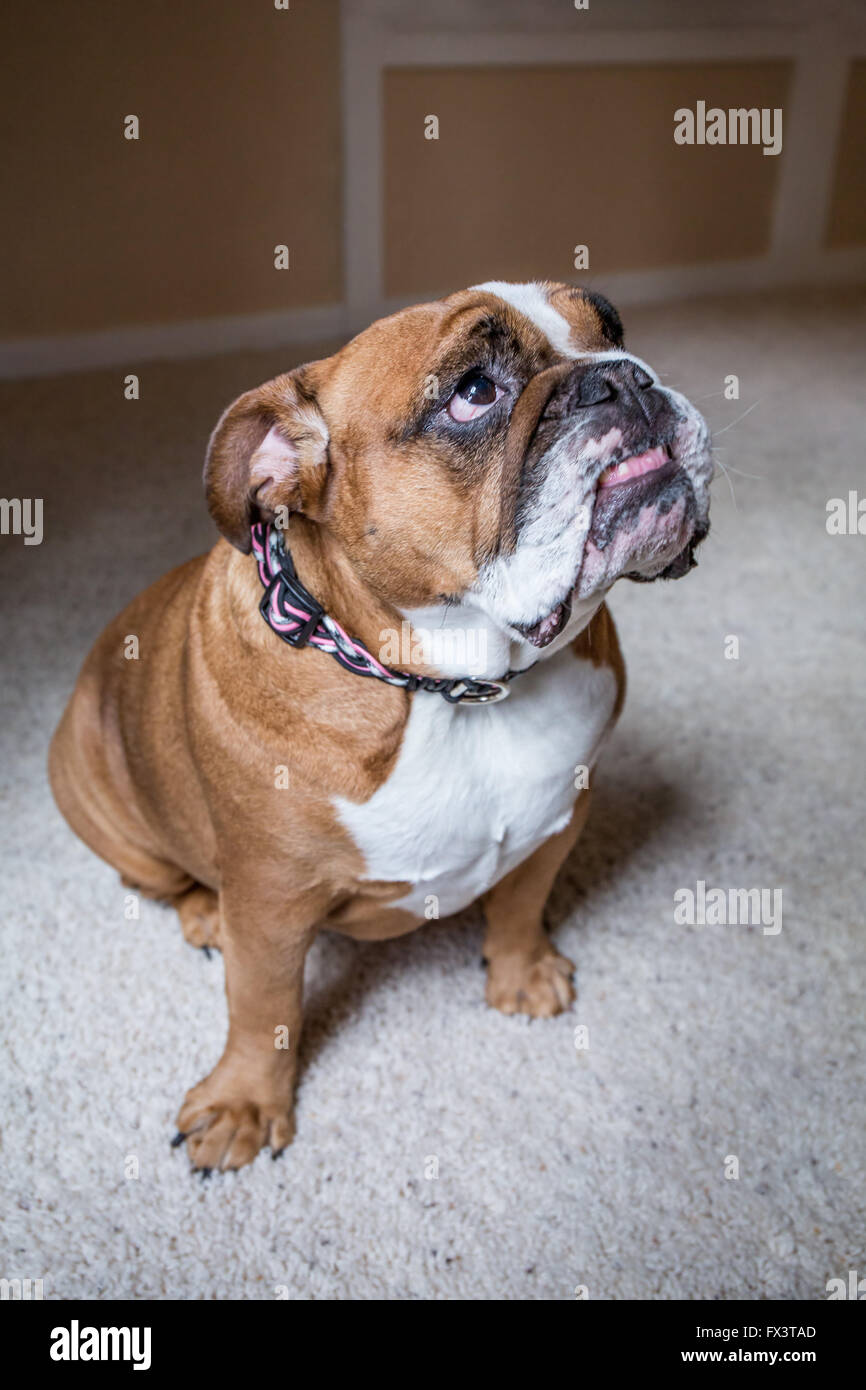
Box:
[447,371,503,422]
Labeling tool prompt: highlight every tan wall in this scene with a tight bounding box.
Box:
[2,4,862,347]
[384,62,791,299]
[826,59,866,249]
[1,0,342,337]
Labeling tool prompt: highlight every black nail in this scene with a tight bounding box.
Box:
[202,945,212,960]
[170,1131,186,1148]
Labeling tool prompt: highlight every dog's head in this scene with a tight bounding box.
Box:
[206,280,712,655]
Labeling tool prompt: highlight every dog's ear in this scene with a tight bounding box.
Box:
[204,369,329,552]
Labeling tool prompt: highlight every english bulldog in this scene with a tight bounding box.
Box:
[49,280,712,1171]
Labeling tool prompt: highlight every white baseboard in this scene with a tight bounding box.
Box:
[359,249,866,334]
[0,302,350,381]
[579,247,866,310]
[2,250,865,380]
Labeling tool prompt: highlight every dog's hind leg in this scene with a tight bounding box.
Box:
[171,884,221,953]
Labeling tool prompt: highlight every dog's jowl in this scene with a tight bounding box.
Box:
[49,280,712,1171]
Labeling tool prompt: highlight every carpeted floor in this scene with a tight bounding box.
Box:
[1,288,864,1300]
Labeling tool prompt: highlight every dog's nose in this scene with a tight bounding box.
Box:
[564,358,655,408]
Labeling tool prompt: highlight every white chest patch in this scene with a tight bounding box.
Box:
[334,652,618,920]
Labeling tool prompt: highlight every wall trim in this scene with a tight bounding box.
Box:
[0,303,349,381]
[2,7,865,381]
[342,4,866,326]
[5,246,864,382]
[367,246,866,334]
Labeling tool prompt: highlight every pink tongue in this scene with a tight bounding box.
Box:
[532,605,564,644]
[598,445,667,488]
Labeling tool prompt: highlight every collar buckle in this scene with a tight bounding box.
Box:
[447,679,511,705]
[254,522,523,706]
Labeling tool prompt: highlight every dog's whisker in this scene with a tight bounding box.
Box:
[713,456,739,511]
[710,444,765,481]
[713,399,762,436]
[716,463,765,480]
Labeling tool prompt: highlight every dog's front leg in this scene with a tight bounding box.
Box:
[481,793,590,1019]
[175,879,320,1172]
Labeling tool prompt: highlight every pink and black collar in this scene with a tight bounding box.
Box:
[251,522,516,705]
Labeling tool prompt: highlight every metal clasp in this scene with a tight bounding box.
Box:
[451,680,511,705]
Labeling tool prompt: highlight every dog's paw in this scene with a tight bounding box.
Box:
[175,1079,295,1172]
[485,947,576,1018]
[174,885,221,953]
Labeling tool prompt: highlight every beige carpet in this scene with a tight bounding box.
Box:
[1,288,864,1300]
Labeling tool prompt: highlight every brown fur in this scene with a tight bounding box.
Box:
[573,601,627,728]
[49,284,625,1171]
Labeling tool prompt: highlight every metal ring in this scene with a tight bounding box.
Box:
[452,681,511,705]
